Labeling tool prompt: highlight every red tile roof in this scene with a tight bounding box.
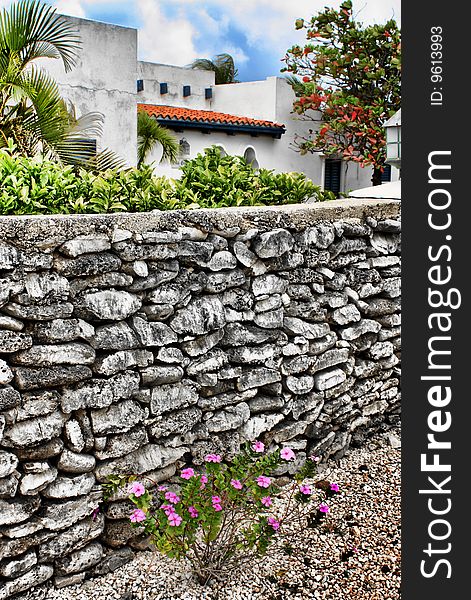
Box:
[138,104,285,131]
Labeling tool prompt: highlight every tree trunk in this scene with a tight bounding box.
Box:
[372,167,382,186]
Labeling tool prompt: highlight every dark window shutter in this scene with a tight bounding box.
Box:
[381,163,392,183]
[183,85,191,97]
[160,82,168,94]
[324,159,342,194]
[137,80,144,93]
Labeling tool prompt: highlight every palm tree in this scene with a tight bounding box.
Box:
[137,110,179,167]
[0,0,123,170]
[189,53,238,84]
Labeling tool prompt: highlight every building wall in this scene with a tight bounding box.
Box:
[0,200,401,597]
[37,16,138,167]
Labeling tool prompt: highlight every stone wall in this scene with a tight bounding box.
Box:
[0,200,401,597]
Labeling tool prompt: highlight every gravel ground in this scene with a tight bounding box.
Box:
[21,429,401,600]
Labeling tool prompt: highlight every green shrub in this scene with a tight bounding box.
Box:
[0,144,334,215]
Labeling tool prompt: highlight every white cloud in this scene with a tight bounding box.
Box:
[54,0,86,17]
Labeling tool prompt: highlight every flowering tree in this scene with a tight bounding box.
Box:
[103,442,341,585]
[281,0,401,186]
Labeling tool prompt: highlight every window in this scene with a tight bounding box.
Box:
[381,163,392,183]
[243,147,259,170]
[183,85,191,97]
[160,82,168,94]
[324,158,342,194]
[137,80,144,93]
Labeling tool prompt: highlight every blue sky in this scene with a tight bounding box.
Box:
[1,0,401,81]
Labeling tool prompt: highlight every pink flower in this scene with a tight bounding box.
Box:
[168,512,182,527]
[158,485,168,491]
[268,517,280,531]
[205,454,222,463]
[200,475,208,484]
[252,441,265,453]
[310,455,320,462]
[181,468,195,480]
[280,447,295,461]
[130,509,146,523]
[165,491,180,504]
[160,504,175,515]
[188,506,199,518]
[213,504,223,512]
[230,479,243,490]
[330,483,340,492]
[261,496,272,507]
[299,484,311,495]
[211,495,222,504]
[256,475,272,488]
[318,503,330,514]
[130,482,145,497]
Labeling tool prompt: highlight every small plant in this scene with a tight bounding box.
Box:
[103,442,341,585]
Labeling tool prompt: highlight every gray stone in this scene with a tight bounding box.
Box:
[54,253,121,276]
[0,331,33,353]
[361,298,400,317]
[170,296,226,335]
[156,347,185,363]
[0,564,53,600]
[91,400,147,435]
[0,548,37,578]
[252,274,288,296]
[23,271,69,301]
[181,329,224,357]
[226,343,280,365]
[331,304,361,325]
[178,226,208,241]
[0,315,24,331]
[13,366,90,392]
[147,284,187,305]
[311,348,350,373]
[12,343,95,366]
[283,317,330,339]
[222,323,281,346]
[285,374,314,395]
[0,471,19,497]
[94,349,153,376]
[16,438,64,461]
[20,466,57,495]
[382,277,401,298]
[253,229,294,258]
[150,381,198,415]
[57,449,96,473]
[207,251,237,271]
[204,270,246,293]
[239,412,284,440]
[61,371,140,412]
[248,395,285,413]
[233,241,258,267]
[206,402,250,433]
[198,389,256,410]
[0,243,18,269]
[237,368,281,391]
[0,451,18,478]
[368,341,394,360]
[33,318,95,343]
[95,427,148,460]
[64,419,85,452]
[313,367,347,391]
[132,317,178,346]
[177,240,213,263]
[70,272,134,296]
[76,290,141,321]
[90,321,139,350]
[265,420,308,444]
[55,542,103,576]
[93,547,135,576]
[38,514,104,561]
[340,319,382,341]
[254,309,284,329]
[43,473,95,498]
[149,406,202,439]
[141,365,183,385]
[54,573,86,588]
[0,496,41,526]
[0,386,21,411]
[60,235,111,257]
[2,411,67,448]
[281,354,315,375]
[94,444,187,482]
[0,358,13,385]
[187,350,228,376]
[3,302,74,320]
[289,391,324,420]
[40,494,101,531]
[301,225,335,249]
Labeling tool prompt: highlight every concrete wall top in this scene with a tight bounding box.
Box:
[0,200,400,248]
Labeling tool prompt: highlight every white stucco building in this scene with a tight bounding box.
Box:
[42,15,398,193]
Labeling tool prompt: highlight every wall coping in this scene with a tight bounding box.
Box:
[0,199,400,248]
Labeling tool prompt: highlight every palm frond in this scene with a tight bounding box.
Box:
[0,0,80,71]
[189,52,238,84]
[137,110,179,167]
